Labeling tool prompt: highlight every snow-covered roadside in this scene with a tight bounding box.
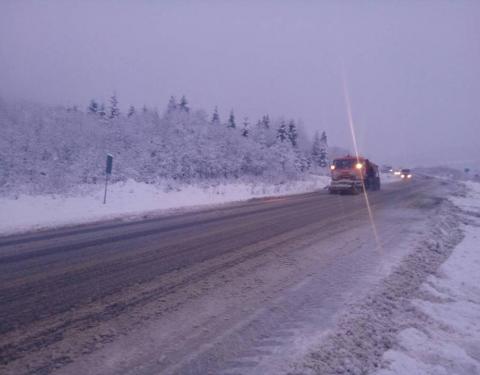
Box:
[291,179,465,375]
[374,181,480,375]
[0,175,330,236]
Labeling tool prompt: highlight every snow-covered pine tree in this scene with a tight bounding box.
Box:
[127,105,136,117]
[98,103,106,117]
[109,93,120,119]
[261,115,270,129]
[227,110,236,129]
[311,131,322,166]
[319,131,328,167]
[211,106,220,125]
[253,119,266,146]
[277,121,288,142]
[287,119,298,147]
[88,99,98,114]
[294,149,311,172]
[167,96,177,114]
[152,108,160,122]
[179,95,189,112]
[242,117,249,137]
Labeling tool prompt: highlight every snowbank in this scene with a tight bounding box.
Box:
[292,177,467,375]
[375,181,480,375]
[0,175,330,236]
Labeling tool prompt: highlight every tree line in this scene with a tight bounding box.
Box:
[0,95,331,195]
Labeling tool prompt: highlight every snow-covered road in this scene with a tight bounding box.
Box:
[0,175,461,375]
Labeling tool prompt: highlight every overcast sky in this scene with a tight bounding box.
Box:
[1,1,479,167]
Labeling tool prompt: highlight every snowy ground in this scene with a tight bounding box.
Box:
[290,178,480,375]
[0,175,330,236]
[1,172,455,375]
[374,181,480,375]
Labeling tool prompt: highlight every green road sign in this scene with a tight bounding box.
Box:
[106,154,113,174]
[104,154,113,204]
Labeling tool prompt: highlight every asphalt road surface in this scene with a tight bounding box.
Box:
[0,177,441,375]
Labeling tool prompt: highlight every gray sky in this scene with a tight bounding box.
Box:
[1,1,479,167]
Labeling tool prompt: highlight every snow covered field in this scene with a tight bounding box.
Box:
[0,175,330,235]
[375,181,480,375]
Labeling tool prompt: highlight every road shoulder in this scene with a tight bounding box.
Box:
[291,181,467,375]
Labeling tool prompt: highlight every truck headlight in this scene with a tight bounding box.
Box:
[355,163,363,169]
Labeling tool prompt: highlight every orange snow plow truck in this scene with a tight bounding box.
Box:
[329,155,381,194]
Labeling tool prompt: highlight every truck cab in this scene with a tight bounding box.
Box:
[329,156,381,194]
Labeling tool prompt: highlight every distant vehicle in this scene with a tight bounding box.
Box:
[400,168,412,179]
[381,165,394,173]
[329,155,381,194]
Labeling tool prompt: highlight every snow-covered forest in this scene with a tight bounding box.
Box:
[0,95,340,196]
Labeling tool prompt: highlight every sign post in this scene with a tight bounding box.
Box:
[103,154,113,204]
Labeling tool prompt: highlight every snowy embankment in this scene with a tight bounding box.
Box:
[0,175,330,236]
[375,181,480,375]
[292,178,472,375]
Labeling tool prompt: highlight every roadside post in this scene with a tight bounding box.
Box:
[103,154,113,204]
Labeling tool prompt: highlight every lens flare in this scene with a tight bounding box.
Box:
[341,68,382,253]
